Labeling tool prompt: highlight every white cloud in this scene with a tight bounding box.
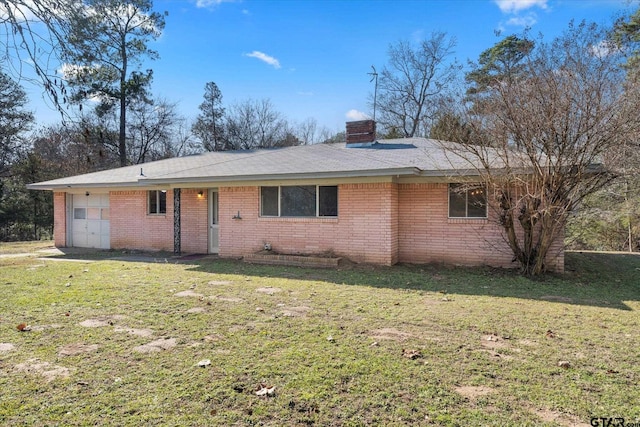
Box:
[494,0,548,14]
[244,51,281,69]
[345,109,370,121]
[195,0,237,8]
[505,14,537,27]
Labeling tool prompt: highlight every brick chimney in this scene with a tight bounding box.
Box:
[346,120,376,147]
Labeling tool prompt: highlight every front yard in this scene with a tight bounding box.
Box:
[0,242,638,426]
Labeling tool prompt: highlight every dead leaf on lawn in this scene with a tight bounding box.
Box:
[16,323,31,332]
[546,330,557,338]
[255,383,276,396]
[402,349,422,359]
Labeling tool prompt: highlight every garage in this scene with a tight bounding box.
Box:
[71,193,110,249]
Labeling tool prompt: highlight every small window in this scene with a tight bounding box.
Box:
[260,185,338,217]
[449,183,487,218]
[149,190,167,214]
[73,208,86,220]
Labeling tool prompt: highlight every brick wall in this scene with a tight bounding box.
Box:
[53,192,67,247]
[180,189,209,253]
[110,190,174,251]
[218,183,398,265]
[397,183,564,272]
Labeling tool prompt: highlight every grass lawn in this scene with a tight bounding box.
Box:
[1,243,638,426]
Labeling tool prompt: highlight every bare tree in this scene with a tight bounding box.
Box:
[443,21,639,275]
[224,98,292,149]
[127,98,180,163]
[374,32,460,138]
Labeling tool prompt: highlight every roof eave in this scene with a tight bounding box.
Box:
[27,167,423,190]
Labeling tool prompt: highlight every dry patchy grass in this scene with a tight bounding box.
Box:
[0,248,639,426]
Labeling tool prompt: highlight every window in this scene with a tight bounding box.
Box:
[73,208,86,220]
[260,185,338,217]
[448,183,487,218]
[148,190,167,214]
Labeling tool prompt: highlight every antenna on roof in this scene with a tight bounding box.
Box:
[368,65,378,121]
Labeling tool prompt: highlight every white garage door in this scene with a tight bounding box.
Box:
[71,194,110,249]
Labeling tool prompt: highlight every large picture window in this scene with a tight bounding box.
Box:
[448,183,487,218]
[261,185,338,217]
[148,190,167,214]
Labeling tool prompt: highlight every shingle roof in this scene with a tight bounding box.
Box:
[28,138,481,190]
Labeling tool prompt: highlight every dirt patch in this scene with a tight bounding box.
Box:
[79,315,126,328]
[15,359,70,382]
[481,334,509,349]
[185,307,206,314]
[280,306,311,317]
[133,338,177,353]
[215,296,244,303]
[113,326,154,337]
[370,328,413,341]
[174,290,204,298]
[256,287,282,295]
[455,385,494,399]
[531,408,590,427]
[58,343,99,356]
[0,343,15,352]
[208,280,232,286]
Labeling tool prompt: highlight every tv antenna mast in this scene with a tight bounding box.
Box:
[368,65,378,121]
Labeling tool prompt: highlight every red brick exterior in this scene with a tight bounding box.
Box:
[53,192,67,247]
[219,183,398,264]
[51,182,564,271]
[109,190,173,252]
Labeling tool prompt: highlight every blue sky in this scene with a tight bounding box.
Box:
[27,0,633,135]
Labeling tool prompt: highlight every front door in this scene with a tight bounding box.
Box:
[208,189,219,254]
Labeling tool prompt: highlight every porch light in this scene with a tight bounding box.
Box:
[197,191,204,198]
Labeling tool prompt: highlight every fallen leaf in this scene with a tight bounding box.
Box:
[17,323,31,332]
[402,349,422,359]
[557,360,571,369]
[197,359,211,367]
[255,383,276,396]
[546,330,556,338]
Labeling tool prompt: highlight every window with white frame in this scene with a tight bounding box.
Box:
[448,183,487,218]
[148,190,167,214]
[260,185,338,217]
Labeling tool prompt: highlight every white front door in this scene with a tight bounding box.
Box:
[71,193,110,249]
[208,189,219,254]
